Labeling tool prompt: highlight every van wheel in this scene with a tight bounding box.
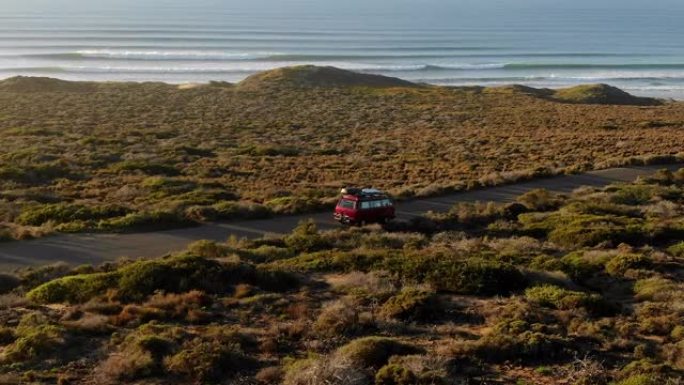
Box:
[358,220,367,227]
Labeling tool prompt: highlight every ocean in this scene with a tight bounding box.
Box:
[2,0,684,98]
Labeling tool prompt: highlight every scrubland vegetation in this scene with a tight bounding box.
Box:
[1,169,684,384]
[1,66,683,239]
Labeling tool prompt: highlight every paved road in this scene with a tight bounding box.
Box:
[0,164,681,271]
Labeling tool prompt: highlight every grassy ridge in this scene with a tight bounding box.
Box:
[0,67,683,240]
[1,170,684,383]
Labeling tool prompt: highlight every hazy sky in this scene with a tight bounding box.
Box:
[7,0,684,13]
[5,0,683,32]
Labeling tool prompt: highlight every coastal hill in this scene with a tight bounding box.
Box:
[236,65,418,90]
[0,76,98,93]
[484,83,661,106]
[552,83,662,106]
[0,66,661,107]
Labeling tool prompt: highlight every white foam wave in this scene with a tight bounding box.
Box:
[75,49,279,60]
[44,62,431,74]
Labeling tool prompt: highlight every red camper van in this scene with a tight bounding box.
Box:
[334,188,395,225]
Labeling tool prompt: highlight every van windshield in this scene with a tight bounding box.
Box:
[338,199,355,209]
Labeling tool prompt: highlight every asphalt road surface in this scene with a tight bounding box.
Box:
[0,164,681,271]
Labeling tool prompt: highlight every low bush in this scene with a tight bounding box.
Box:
[266,196,330,215]
[605,253,652,276]
[27,272,119,304]
[116,256,247,302]
[212,201,272,220]
[610,185,656,206]
[520,212,646,248]
[667,241,684,257]
[1,313,66,363]
[97,210,193,232]
[17,203,129,226]
[282,356,368,385]
[517,189,563,211]
[164,335,254,382]
[375,364,417,385]
[100,324,180,381]
[463,320,569,363]
[421,257,527,295]
[336,337,422,369]
[28,254,298,304]
[314,298,374,337]
[525,285,612,315]
[284,220,330,252]
[379,287,440,321]
[559,251,611,282]
[613,374,661,385]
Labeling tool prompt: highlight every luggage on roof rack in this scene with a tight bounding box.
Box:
[341,187,385,197]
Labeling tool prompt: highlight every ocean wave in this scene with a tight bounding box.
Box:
[504,63,684,70]
[0,63,431,74]
[74,49,280,60]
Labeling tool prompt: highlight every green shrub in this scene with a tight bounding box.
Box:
[609,185,655,206]
[667,241,684,257]
[633,277,679,301]
[468,320,568,363]
[314,298,374,337]
[548,217,644,248]
[520,212,646,248]
[525,285,612,315]
[605,253,651,276]
[1,313,65,363]
[266,196,329,215]
[212,201,272,220]
[517,189,562,211]
[559,251,610,282]
[101,324,180,381]
[164,338,253,382]
[97,210,192,232]
[670,326,684,341]
[116,255,241,302]
[379,287,440,321]
[423,257,527,295]
[17,203,129,226]
[240,245,295,263]
[27,272,119,304]
[185,240,229,259]
[284,220,329,252]
[612,374,658,385]
[28,254,297,304]
[336,337,422,368]
[375,364,417,385]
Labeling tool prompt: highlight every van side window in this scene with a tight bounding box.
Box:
[371,200,381,208]
[360,201,372,210]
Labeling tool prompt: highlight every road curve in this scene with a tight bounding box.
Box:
[0,164,681,271]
